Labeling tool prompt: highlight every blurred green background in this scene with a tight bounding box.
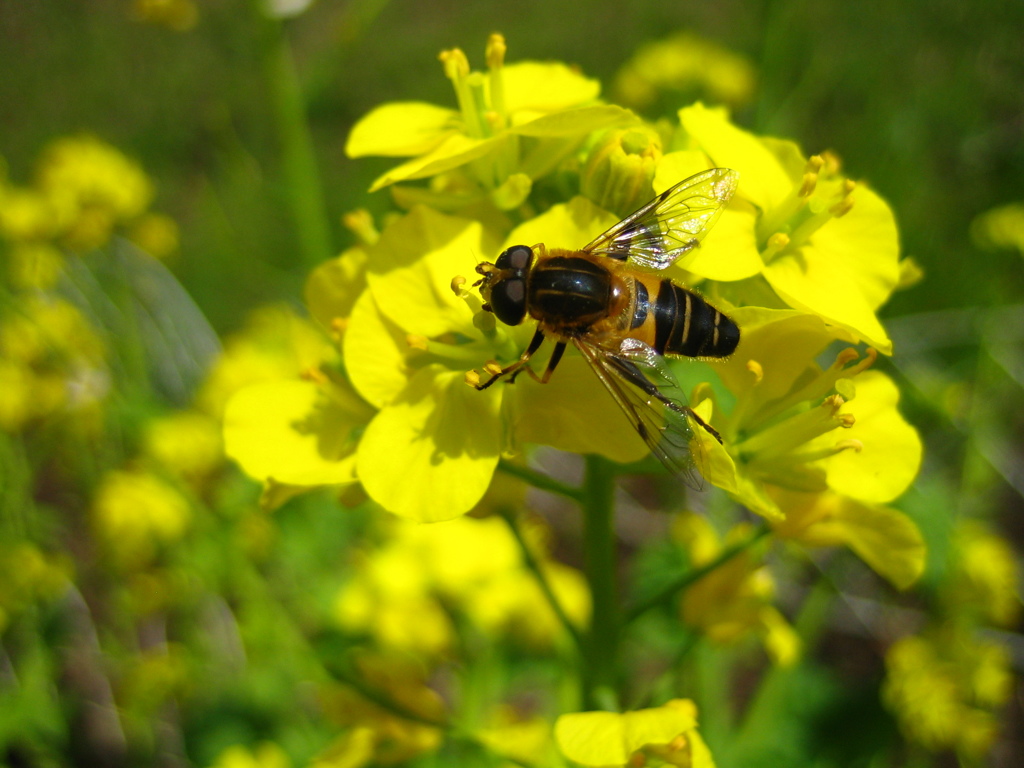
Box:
[2,0,1023,766]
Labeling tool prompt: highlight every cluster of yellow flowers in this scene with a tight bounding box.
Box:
[882,521,1020,760]
[215,33,940,767]
[227,33,923,564]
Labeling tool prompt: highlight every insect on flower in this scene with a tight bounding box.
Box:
[473,168,740,489]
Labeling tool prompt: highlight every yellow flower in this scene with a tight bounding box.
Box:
[693,308,921,514]
[555,698,715,767]
[883,629,1013,760]
[613,31,756,112]
[128,212,180,258]
[201,304,337,417]
[971,201,1024,256]
[0,544,71,632]
[346,34,636,207]
[5,241,65,290]
[319,651,445,764]
[35,135,154,250]
[684,307,924,585]
[769,488,925,590]
[674,104,904,354]
[144,410,223,481]
[675,514,799,666]
[207,743,291,768]
[943,521,1022,628]
[344,204,649,521]
[0,183,64,241]
[332,514,588,653]
[92,469,191,569]
[0,295,108,431]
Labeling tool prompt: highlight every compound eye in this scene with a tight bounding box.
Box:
[495,245,533,271]
[488,276,527,326]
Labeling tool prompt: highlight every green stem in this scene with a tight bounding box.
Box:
[580,455,619,710]
[624,524,772,623]
[497,459,583,502]
[260,11,333,268]
[499,507,584,651]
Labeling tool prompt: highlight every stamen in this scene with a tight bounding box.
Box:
[440,48,482,138]
[486,33,507,123]
[406,334,429,351]
[747,359,764,385]
[330,317,348,340]
[439,48,470,80]
[799,171,818,198]
[820,150,842,173]
[451,275,468,296]
[799,156,824,197]
[760,232,791,262]
[485,32,507,70]
[830,196,854,218]
[341,209,378,246]
[484,360,503,376]
[301,367,326,384]
[834,438,863,453]
[464,369,481,388]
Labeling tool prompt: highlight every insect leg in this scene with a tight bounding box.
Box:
[518,340,567,384]
[607,357,723,444]
[474,327,546,390]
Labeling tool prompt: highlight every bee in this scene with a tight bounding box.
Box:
[472,167,740,489]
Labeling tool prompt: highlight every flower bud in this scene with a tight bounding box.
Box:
[580,127,662,217]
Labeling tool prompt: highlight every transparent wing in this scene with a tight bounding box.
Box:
[582,167,738,271]
[575,337,714,490]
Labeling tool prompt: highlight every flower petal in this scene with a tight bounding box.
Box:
[508,352,649,464]
[509,105,637,137]
[367,206,493,338]
[343,290,408,408]
[825,371,922,503]
[223,379,359,486]
[304,246,368,329]
[357,367,501,522]
[835,498,926,589]
[679,103,792,211]
[502,62,601,113]
[503,195,617,252]
[555,701,698,765]
[764,247,894,354]
[345,102,459,158]
[367,133,502,192]
[810,184,901,310]
[654,151,763,281]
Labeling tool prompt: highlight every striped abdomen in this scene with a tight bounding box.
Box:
[639,277,739,358]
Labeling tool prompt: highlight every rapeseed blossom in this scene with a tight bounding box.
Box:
[675,513,799,665]
[613,31,756,112]
[686,308,924,586]
[346,34,635,207]
[882,519,1020,760]
[228,37,922,545]
[555,699,715,768]
[333,514,588,654]
[92,468,192,570]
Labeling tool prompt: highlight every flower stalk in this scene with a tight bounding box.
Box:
[580,455,620,710]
